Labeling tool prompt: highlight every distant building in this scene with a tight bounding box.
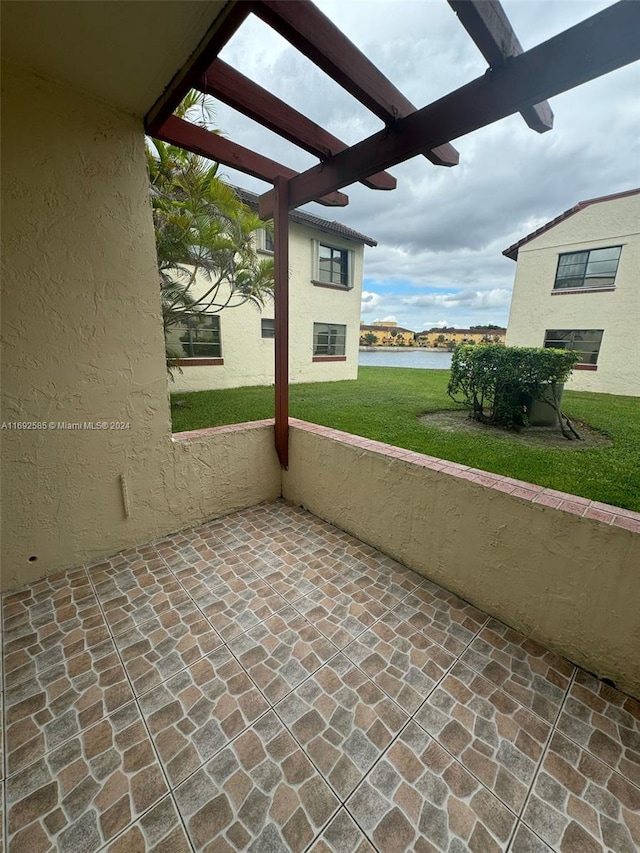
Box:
[414,328,506,348]
[168,188,376,392]
[360,322,416,346]
[503,188,639,396]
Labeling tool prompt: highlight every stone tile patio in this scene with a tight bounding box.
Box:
[2,500,639,852]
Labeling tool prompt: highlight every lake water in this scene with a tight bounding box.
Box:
[359,349,453,370]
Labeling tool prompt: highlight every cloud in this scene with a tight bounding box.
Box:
[403,289,512,310]
[360,291,383,313]
[373,315,398,324]
[422,319,450,329]
[215,1,640,330]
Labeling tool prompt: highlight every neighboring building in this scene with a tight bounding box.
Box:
[415,327,506,347]
[168,188,376,392]
[503,188,640,396]
[359,321,416,346]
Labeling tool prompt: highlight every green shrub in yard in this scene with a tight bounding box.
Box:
[447,344,580,438]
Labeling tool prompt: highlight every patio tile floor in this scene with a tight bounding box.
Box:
[2,499,639,852]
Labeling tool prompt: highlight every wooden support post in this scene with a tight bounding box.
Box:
[274,176,289,469]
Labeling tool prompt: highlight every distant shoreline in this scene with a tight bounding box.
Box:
[358,346,451,352]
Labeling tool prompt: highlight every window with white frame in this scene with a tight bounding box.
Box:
[313,323,346,356]
[312,241,352,288]
[553,246,621,290]
[257,228,274,253]
[261,318,275,338]
[543,329,603,365]
[166,313,222,358]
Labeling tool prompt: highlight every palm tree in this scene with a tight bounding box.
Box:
[146,92,274,372]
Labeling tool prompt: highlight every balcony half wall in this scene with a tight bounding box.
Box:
[283,420,640,699]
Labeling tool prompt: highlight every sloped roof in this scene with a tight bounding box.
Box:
[360,323,415,335]
[416,328,506,336]
[235,188,377,247]
[503,187,640,261]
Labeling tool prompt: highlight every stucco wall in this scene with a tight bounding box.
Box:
[506,195,640,395]
[4,57,638,701]
[169,222,364,393]
[282,424,640,697]
[0,62,280,591]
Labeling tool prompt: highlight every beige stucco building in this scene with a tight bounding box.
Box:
[168,194,374,393]
[359,321,416,346]
[415,327,506,347]
[504,189,640,396]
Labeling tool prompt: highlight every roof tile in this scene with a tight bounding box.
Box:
[234,187,377,246]
[503,187,640,261]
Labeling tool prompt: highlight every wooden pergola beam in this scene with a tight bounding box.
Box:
[155,116,349,208]
[448,0,554,133]
[198,60,397,192]
[253,0,460,168]
[145,1,250,136]
[259,1,640,218]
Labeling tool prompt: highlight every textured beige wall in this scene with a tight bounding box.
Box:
[169,222,364,393]
[506,195,640,395]
[290,225,363,385]
[282,426,640,697]
[0,63,280,591]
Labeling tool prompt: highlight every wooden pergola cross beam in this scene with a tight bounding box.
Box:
[252,0,460,168]
[258,0,640,218]
[145,1,251,136]
[197,59,397,191]
[144,0,640,470]
[155,116,348,208]
[448,0,554,132]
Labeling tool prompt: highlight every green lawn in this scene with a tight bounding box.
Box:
[171,367,640,511]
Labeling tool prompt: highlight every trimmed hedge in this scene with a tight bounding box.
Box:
[447,344,580,436]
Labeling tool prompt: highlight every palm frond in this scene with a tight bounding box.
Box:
[145,100,274,374]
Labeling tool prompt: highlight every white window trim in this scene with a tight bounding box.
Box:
[257,228,274,255]
[311,240,354,289]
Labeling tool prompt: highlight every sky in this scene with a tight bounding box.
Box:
[212,0,640,332]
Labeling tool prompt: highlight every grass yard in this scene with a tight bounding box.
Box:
[171,367,640,512]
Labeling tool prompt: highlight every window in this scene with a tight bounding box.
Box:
[317,243,349,287]
[544,329,603,365]
[553,246,621,290]
[256,228,274,253]
[167,313,221,358]
[261,318,275,339]
[313,323,346,356]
